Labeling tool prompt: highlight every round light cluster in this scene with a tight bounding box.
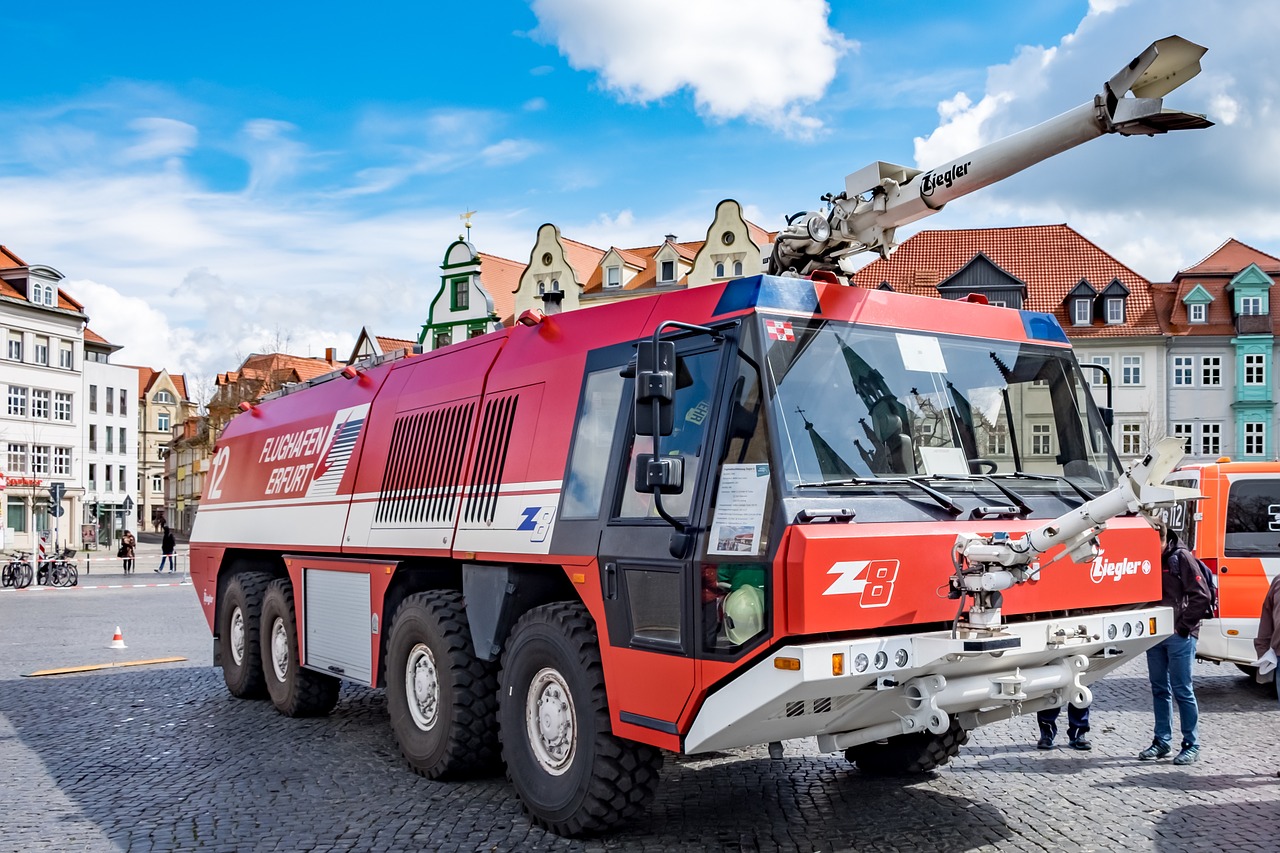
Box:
[853,653,869,673]
[1107,623,1118,640]
[874,651,889,670]
[1135,620,1145,636]
[894,648,909,668]
[1122,622,1133,638]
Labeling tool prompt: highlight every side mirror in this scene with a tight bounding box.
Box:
[634,453,685,494]
[635,339,676,436]
[1098,406,1114,430]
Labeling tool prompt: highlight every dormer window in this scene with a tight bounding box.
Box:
[1241,296,1262,315]
[659,260,675,283]
[733,261,743,276]
[1189,303,1206,323]
[1105,297,1125,324]
[551,279,560,292]
[715,262,725,278]
[537,282,546,296]
[30,282,54,306]
[606,266,621,288]
[1072,299,1092,326]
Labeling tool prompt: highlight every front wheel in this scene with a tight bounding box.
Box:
[499,602,662,836]
[260,579,340,717]
[845,717,969,776]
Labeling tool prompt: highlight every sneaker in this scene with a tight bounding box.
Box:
[1037,736,1055,750]
[1069,736,1092,751]
[1173,745,1200,766]
[1138,741,1171,760]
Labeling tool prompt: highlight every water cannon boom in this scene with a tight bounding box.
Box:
[770,36,1212,276]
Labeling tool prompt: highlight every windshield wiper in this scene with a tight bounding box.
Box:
[795,476,964,516]
[992,471,1097,501]
[931,474,1032,517]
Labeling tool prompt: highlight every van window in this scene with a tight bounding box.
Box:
[1225,479,1280,557]
[1163,476,1199,550]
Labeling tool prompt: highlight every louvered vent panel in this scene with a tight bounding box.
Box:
[464,394,519,524]
[376,402,474,524]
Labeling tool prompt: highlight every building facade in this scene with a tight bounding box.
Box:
[131,368,190,532]
[418,240,514,351]
[82,329,139,547]
[166,415,214,535]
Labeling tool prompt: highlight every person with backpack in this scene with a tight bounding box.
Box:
[1138,523,1214,766]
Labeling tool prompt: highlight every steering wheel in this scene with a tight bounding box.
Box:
[968,458,998,474]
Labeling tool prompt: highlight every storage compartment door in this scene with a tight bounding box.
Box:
[304,568,373,685]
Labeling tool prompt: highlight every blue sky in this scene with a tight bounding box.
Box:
[1,0,1275,391]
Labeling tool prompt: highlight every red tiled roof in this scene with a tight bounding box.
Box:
[1156,237,1280,336]
[83,327,110,345]
[124,365,188,401]
[851,225,1157,337]
[375,335,416,354]
[745,220,776,248]
[1180,238,1280,275]
[477,253,523,323]
[0,245,27,268]
[559,236,607,285]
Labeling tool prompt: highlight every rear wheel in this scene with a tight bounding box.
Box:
[261,579,340,717]
[218,571,272,698]
[845,718,969,776]
[498,602,662,836]
[386,590,500,779]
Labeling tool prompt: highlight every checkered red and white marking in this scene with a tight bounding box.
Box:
[765,320,795,341]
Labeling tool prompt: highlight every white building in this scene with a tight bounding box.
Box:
[82,328,139,547]
[0,248,86,551]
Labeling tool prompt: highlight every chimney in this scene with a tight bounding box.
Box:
[325,347,337,364]
[664,234,677,244]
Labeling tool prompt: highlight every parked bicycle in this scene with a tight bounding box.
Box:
[2,552,34,589]
[36,548,79,588]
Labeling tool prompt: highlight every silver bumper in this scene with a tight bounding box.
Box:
[683,606,1171,754]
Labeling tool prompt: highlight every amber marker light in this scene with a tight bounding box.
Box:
[774,657,801,671]
[832,653,845,676]
[1149,617,1158,636]
[571,573,586,584]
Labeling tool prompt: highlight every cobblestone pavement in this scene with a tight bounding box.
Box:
[2,582,1279,852]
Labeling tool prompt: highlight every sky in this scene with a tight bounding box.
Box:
[1,0,1276,394]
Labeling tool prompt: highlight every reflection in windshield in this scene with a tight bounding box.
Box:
[762,316,1119,493]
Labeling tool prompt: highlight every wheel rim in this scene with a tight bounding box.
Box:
[405,643,440,730]
[229,606,246,666]
[526,667,576,776]
[270,616,290,682]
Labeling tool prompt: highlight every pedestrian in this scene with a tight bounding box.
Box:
[1036,702,1091,751]
[156,523,176,573]
[1138,523,1212,765]
[119,530,136,575]
[1253,572,1280,691]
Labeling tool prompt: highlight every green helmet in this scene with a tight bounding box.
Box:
[723,585,764,645]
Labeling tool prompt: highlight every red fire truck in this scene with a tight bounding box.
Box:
[190,37,1209,835]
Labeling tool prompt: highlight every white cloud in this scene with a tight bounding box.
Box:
[121,117,198,163]
[529,0,853,138]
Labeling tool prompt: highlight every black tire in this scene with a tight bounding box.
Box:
[386,590,500,779]
[261,579,340,717]
[845,717,969,776]
[13,562,32,590]
[498,602,663,836]
[219,571,273,699]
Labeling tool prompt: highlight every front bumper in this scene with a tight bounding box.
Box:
[683,606,1171,754]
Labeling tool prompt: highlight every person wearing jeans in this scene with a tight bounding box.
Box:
[155,523,177,573]
[1139,525,1212,766]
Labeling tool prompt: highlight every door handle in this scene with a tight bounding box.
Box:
[604,562,618,600]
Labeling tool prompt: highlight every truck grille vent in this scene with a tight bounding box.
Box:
[785,701,805,718]
[375,402,475,524]
[780,697,836,720]
[464,394,519,524]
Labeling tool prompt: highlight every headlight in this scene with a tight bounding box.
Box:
[874,650,889,670]
[853,653,869,673]
[894,648,909,668]
[1122,622,1133,638]
[1135,620,1145,636]
[806,213,832,243]
[1107,623,1118,640]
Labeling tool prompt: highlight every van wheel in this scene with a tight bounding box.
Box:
[386,590,500,778]
[219,571,273,698]
[261,579,340,717]
[846,718,969,775]
[499,602,662,836]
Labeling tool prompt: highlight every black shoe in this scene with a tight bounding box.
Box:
[1069,736,1092,751]
[1037,736,1055,750]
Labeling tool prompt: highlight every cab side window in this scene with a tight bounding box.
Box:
[562,368,627,519]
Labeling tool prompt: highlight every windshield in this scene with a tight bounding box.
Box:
[761,315,1119,494]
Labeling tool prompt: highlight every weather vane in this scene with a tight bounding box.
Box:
[459,209,477,241]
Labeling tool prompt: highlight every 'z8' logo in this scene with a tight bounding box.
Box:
[517,506,553,543]
[822,559,899,607]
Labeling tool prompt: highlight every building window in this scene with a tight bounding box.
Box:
[1202,356,1221,386]
[1121,355,1142,385]
[7,498,26,533]
[31,389,49,419]
[34,336,49,365]
[119,466,126,491]
[468,327,484,339]
[152,474,163,492]
[1120,423,1143,455]
[1241,296,1263,315]
[88,463,97,491]
[157,411,170,432]
[106,386,114,415]
[1032,423,1052,455]
[8,386,27,417]
[105,464,113,489]
[53,447,71,476]
[537,281,545,296]
[1201,423,1221,456]
[54,392,71,421]
[605,266,621,288]
[31,446,50,475]
[120,428,127,451]
[59,342,73,369]
[1072,299,1091,325]
[659,259,675,283]
[153,390,174,404]
[89,384,98,413]
[1245,422,1266,456]
[733,260,744,276]
[1172,422,1193,454]
[7,332,21,361]
[1188,303,1206,324]
[986,424,1008,455]
[715,262,725,278]
[7,444,28,474]
[1245,353,1266,385]
[451,277,469,311]
[1106,298,1125,324]
[119,388,127,416]
[1173,356,1193,386]
[89,425,97,451]
[106,426,114,453]
[433,331,451,350]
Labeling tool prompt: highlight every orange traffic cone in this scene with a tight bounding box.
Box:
[109,626,127,649]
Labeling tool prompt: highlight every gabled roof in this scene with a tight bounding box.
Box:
[376,335,417,354]
[0,245,27,268]
[1180,238,1280,275]
[477,253,523,322]
[850,225,1157,337]
[126,366,189,400]
[1156,238,1280,336]
[582,240,706,294]
[559,236,607,286]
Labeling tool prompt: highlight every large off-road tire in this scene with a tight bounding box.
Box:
[498,602,663,836]
[260,579,340,717]
[219,571,273,698]
[845,717,969,776]
[385,590,500,779]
